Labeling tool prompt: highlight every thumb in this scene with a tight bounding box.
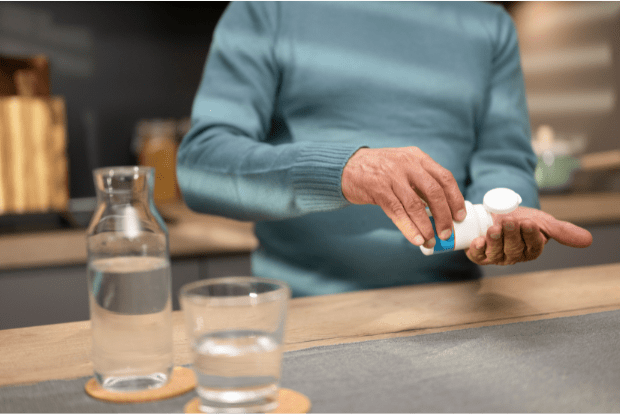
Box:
[543,218,593,248]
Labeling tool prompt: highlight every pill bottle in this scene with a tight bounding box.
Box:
[420,188,522,256]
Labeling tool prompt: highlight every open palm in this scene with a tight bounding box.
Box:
[466,206,593,266]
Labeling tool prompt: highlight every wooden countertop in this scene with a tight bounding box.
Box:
[1,262,619,388]
[0,193,618,271]
[0,202,258,271]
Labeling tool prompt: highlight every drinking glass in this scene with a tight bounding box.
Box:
[86,166,173,391]
[179,277,290,413]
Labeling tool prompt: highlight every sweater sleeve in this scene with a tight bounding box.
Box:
[465,10,540,209]
[176,1,363,221]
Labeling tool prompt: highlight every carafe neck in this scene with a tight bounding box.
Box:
[94,166,153,206]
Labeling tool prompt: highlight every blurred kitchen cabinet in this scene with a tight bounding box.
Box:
[0,254,251,330]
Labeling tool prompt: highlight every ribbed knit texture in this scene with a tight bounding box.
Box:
[177,1,539,296]
[291,144,363,211]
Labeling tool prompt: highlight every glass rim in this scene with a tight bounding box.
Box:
[93,165,154,178]
[178,276,290,306]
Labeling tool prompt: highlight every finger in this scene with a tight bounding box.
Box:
[380,194,427,246]
[419,155,467,222]
[521,220,544,261]
[543,218,593,248]
[511,207,592,248]
[502,220,525,265]
[484,224,504,264]
[466,236,487,264]
[410,167,453,241]
[391,181,435,243]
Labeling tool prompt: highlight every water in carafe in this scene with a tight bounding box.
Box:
[87,166,173,391]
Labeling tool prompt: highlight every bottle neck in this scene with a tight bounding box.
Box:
[469,203,494,237]
[95,189,149,206]
[93,166,153,206]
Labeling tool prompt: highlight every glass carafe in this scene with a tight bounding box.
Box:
[86,166,173,392]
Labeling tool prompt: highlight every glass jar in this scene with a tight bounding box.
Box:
[86,166,173,391]
[135,119,180,204]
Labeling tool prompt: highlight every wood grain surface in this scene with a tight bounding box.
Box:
[1,262,619,387]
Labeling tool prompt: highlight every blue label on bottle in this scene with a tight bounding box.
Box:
[429,217,455,253]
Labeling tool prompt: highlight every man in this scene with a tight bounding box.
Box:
[177,2,592,296]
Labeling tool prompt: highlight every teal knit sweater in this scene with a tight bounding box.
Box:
[177,1,539,296]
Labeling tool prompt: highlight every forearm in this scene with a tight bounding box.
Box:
[177,124,362,221]
[177,2,364,221]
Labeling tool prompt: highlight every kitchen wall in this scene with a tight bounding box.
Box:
[514,1,620,153]
[0,2,229,198]
[512,1,620,192]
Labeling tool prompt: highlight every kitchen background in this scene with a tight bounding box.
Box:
[0,2,228,201]
[1,2,619,329]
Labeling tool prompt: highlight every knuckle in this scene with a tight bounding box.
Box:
[486,250,504,263]
[521,219,536,229]
[408,146,421,154]
[505,245,524,257]
[410,146,430,160]
[425,182,445,200]
[404,197,427,215]
[386,199,405,215]
[437,169,456,184]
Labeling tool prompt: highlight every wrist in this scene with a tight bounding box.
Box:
[341,147,370,202]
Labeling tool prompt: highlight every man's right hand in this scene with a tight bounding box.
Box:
[341,147,467,248]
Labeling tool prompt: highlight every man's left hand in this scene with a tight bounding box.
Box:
[466,206,593,266]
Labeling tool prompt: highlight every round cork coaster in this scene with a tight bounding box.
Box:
[183,388,311,414]
[85,366,197,403]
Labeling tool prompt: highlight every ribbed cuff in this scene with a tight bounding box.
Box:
[291,143,366,212]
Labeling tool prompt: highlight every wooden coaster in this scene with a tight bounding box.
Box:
[183,388,311,413]
[85,366,196,403]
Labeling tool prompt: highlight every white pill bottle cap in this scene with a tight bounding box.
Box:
[420,188,522,255]
[483,187,522,215]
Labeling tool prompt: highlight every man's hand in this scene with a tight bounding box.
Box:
[466,206,593,265]
[341,147,467,248]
